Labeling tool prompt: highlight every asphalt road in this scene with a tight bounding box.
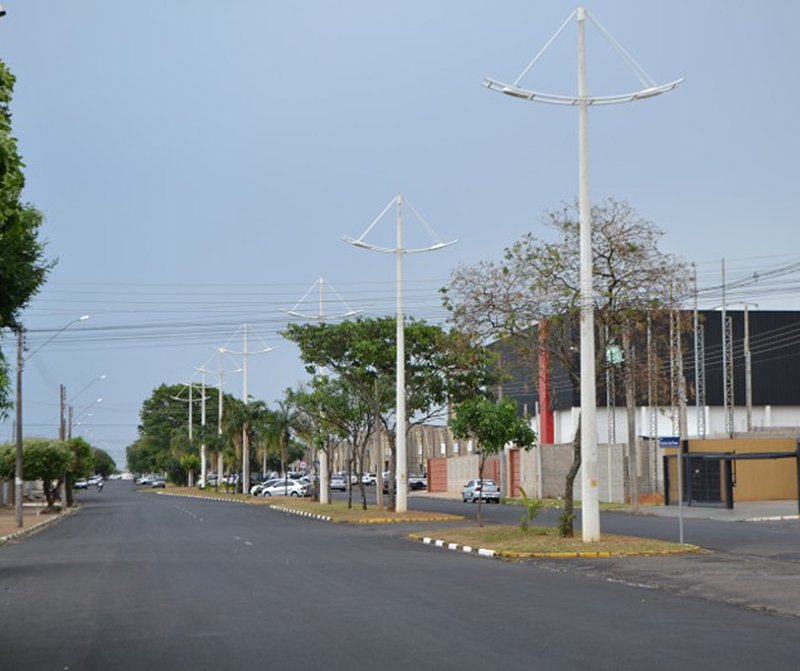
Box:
[1,482,799,670]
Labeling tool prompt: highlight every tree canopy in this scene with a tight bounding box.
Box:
[0,60,54,416]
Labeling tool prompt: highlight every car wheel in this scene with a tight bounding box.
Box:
[291,491,299,497]
[264,492,271,496]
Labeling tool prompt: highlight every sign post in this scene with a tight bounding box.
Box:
[660,436,684,544]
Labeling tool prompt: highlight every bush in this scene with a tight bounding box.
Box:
[517,486,543,532]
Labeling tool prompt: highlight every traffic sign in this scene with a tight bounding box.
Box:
[659,436,681,448]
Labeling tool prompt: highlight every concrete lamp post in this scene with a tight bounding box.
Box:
[483,7,681,542]
[15,315,90,527]
[344,195,455,513]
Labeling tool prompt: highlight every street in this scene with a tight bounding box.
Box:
[1,482,799,670]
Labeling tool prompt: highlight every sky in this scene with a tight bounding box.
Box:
[2,1,799,469]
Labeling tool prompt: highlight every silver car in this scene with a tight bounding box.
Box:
[462,479,501,503]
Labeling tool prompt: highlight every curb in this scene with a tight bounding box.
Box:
[411,534,701,560]
[0,505,80,545]
[156,492,246,504]
[271,505,332,522]
[419,536,496,559]
[745,514,800,522]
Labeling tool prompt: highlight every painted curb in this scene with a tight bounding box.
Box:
[413,534,700,560]
[270,505,332,522]
[0,505,80,545]
[745,515,800,522]
[156,492,247,504]
[420,535,496,559]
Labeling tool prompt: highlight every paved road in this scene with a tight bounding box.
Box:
[1,482,799,670]
[402,492,800,620]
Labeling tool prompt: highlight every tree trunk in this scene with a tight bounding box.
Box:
[477,454,485,527]
[561,416,582,537]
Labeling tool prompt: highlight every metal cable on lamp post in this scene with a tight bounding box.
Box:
[483,7,680,542]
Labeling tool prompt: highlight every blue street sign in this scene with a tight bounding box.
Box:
[659,436,681,448]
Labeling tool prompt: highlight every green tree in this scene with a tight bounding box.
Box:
[92,447,116,478]
[450,397,536,527]
[283,317,497,508]
[65,437,95,507]
[0,61,54,416]
[289,376,377,509]
[444,199,688,535]
[0,439,71,510]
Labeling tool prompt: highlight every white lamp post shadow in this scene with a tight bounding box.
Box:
[484,7,681,542]
[344,195,456,513]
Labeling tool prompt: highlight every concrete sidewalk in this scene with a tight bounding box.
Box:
[630,500,800,522]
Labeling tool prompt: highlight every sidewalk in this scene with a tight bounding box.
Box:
[0,504,66,541]
[629,500,800,522]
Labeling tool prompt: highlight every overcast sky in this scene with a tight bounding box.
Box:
[2,1,799,468]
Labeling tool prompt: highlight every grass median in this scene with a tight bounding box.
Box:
[153,487,464,523]
[409,525,701,557]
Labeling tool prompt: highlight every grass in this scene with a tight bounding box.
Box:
[502,497,633,512]
[153,487,463,523]
[410,524,700,556]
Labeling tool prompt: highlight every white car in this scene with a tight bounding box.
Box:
[260,479,309,497]
[362,472,377,486]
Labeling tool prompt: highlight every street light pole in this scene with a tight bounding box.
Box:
[344,195,455,513]
[15,328,24,527]
[14,315,90,528]
[483,7,681,542]
[284,277,360,504]
[576,8,600,541]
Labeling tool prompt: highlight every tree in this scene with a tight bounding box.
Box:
[450,397,536,527]
[92,447,116,478]
[0,439,71,510]
[444,199,689,535]
[129,383,235,483]
[0,60,54,416]
[65,437,95,507]
[283,317,497,509]
[289,376,377,509]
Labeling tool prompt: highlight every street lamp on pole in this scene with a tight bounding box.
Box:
[483,7,681,542]
[344,195,455,513]
[284,277,361,504]
[15,315,90,527]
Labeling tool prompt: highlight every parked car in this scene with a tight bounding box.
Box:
[462,478,500,503]
[408,474,427,491]
[151,478,166,489]
[73,479,89,490]
[260,479,309,497]
[330,475,347,492]
[362,472,377,486]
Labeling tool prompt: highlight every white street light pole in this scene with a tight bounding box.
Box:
[284,277,360,504]
[222,323,274,493]
[483,7,681,542]
[576,8,600,541]
[344,195,455,513]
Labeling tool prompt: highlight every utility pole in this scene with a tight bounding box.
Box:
[744,303,753,432]
[243,323,249,494]
[15,328,24,527]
